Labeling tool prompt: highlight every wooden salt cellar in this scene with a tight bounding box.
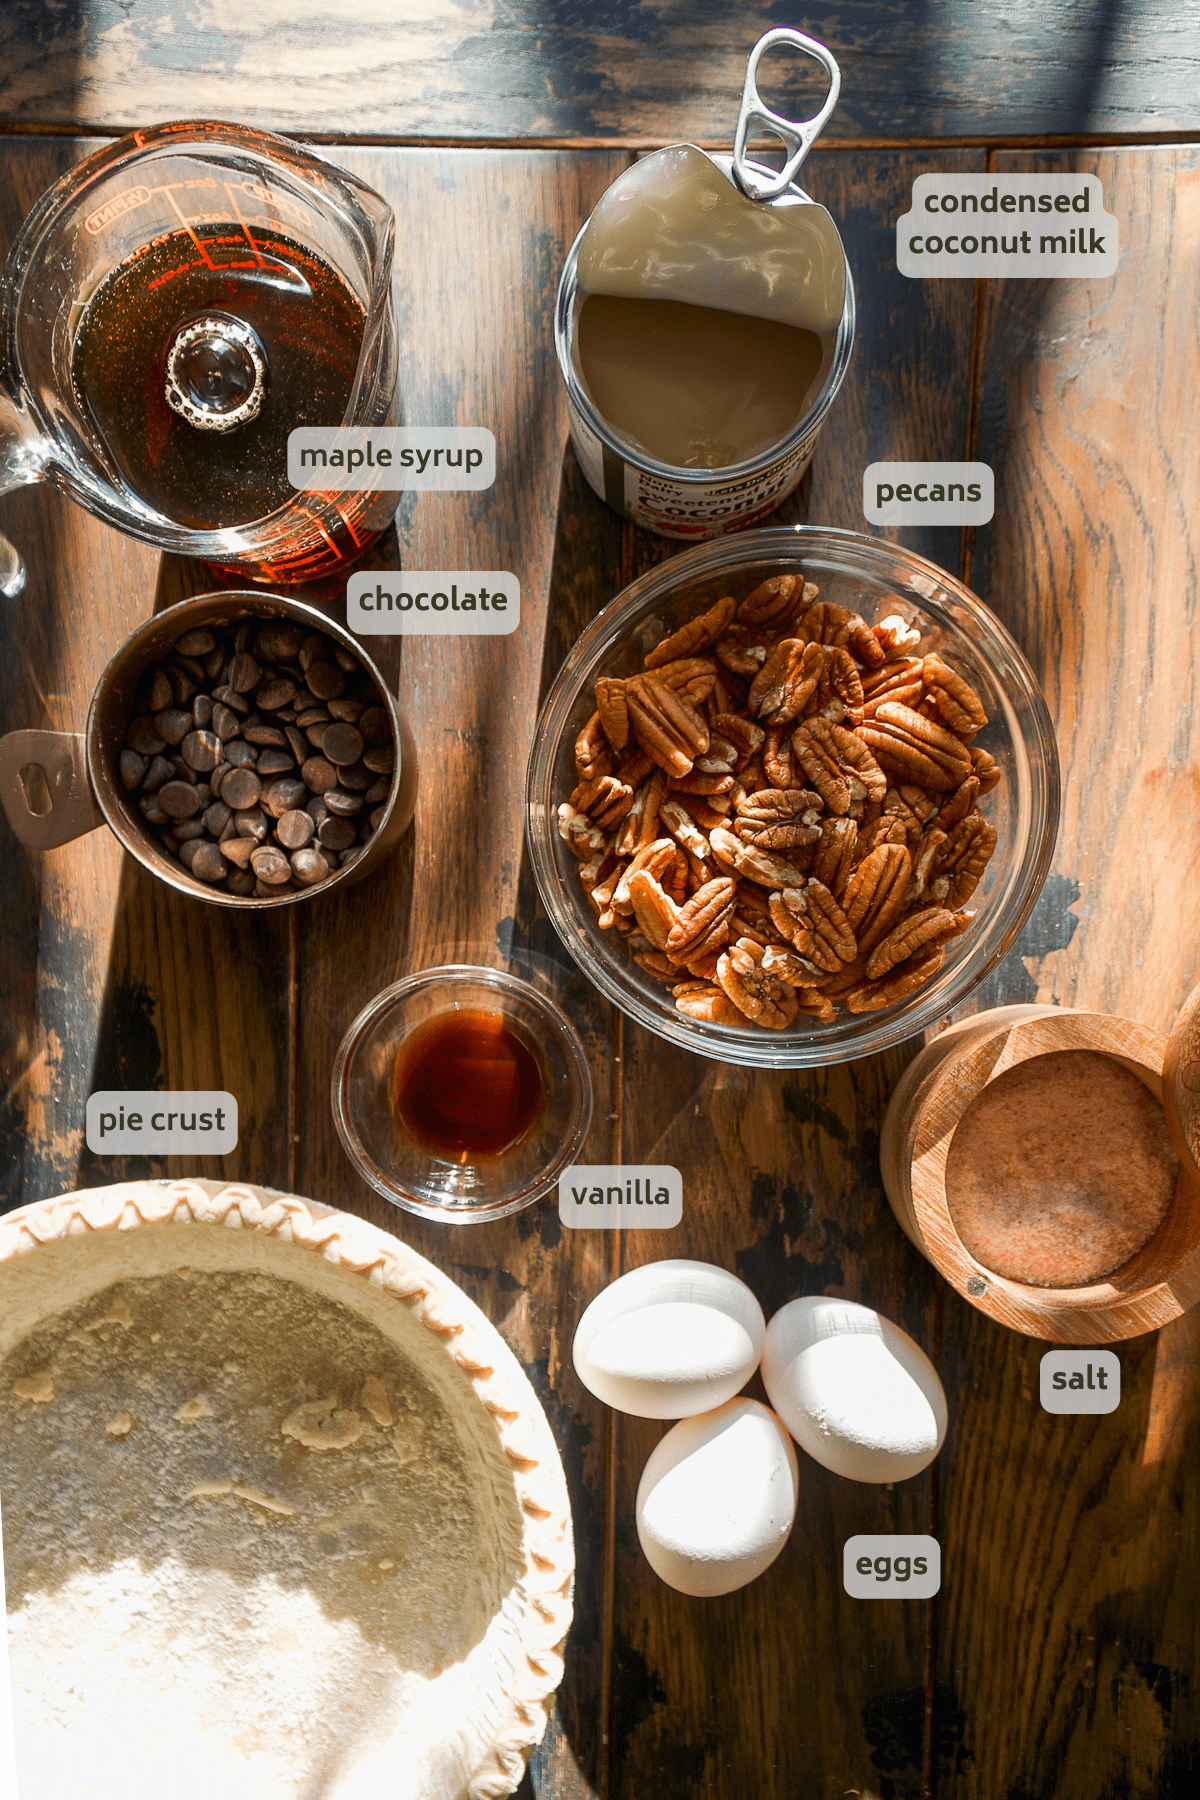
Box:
[880,1002,1200,1343]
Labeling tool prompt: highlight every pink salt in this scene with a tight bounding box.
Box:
[944,1049,1179,1287]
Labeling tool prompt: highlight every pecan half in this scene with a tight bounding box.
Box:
[574,712,612,782]
[673,980,745,1026]
[809,815,857,895]
[626,673,710,776]
[970,746,1002,795]
[866,907,960,979]
[922,654,988,737]
[666,876,737,963]
[645,596,736,668]
[807,646,865,727]
[716,938,800,1030]
[768,880,857,971]
[627,869,680,951]
[763,724,795,789]
[859,701,973,791]
[792,719,887,817]
[862,656,924,715]
[734,786,823,851]
[938,810,997,907]
[846,945,945,1013]
[842,842,912,952]
[709,825,810,891]
[739,573,816,628]
[595,676,628,752]
[748,639,825,725]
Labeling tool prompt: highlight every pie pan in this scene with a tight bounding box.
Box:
[0,1180,573,1800]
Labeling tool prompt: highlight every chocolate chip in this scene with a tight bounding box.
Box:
[301,756,337,794]
[174,817,206,842]
[317,816,355,852]
[142,754,173,792]
[359,706,390,746]
[159,781,202,819]
[190,842,228,883]
[322,723,364,766]
[250,845,291,884]
[327,697,363,722]
[139,794,169,826]
[298,634,325,670]
[176,627,216,657]
[148,671,174,712]
[284,726,308,764]
[203,800,232,836]
[337,763,371,792]
[224,740,257,768]
[229,652,261,694]
[120,750,148,790]
[276,810,315,849]
[363,745,394,773]
[290,847,331,886]
[256,679,297,711]
[305,662,345,701]
[219,836,256,868]
[182,729,221,773]
[126,716,166,757]
[263,778,307,818]
[222,768,262,810]
[193,694,213,730]
[324,788,364,817]
[256,749,294,776]
[244,724,287,748]
[212,683,252,715]
[234,806,270,842]
[155,707,193,747]
[226,868,257,896]
[211,702,242,742]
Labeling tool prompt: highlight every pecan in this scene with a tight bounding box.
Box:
[665,844,691,904]
[574,712,612,782]
[938,810,997,906]
[617,747,655,788]
[806,646,865,727]
[645,597,736,669]
[853,815,909,864]
[669,769,734,796]
[842,842,911,952]
[625,673,709,776]
[716,938,800,1030]
[809,816,857,895]
[792,719,887,817]
[708,825,810,890]
[698,712,764,775]
[970,746,1002,795]
[557,803,609,859]
[739,573,815,628]
[748,639,825,725]
[666,876,737,962]
[572,773,634,828]
[634,950,677,982]
[922,654,988,737]
[862,656,923,715]
[627,869,680,951]
[595,677,629,752]
[763,724,795,789]
[768,880,857,971]
[612,837,674,910]
[734,787,823,851]
[674,793,731,831]
[760,942,820,986]
[846,945,946,1013]
[797,598,853,648]
[714,631,769,678]
[873,614,923,658]
[859,701,973,792]
[936,774,980,832]
[866,907,960,979]
[908,825,948,902]
[673,980,745,1026]
[659,796,711,859]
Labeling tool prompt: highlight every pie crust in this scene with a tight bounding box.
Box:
[0,1180,573,1800]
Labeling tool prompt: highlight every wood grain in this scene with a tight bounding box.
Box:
[288,147,628,1800]
[1,2,1198,144]
[938,147,1200,1798]
[0,140,293,1204]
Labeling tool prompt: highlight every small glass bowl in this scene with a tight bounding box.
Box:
[331,965,593,1223]
[525,526,1060,1069]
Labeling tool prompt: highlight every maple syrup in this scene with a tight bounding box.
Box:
[71,225,367,530]
[391,1009,547,1161]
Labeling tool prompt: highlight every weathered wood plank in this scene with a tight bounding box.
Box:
[0,1,1197,144]
[604,151,979,1800]
[938,145,1200,1797]
[291,147,629,1800]
[0,138,293,1206]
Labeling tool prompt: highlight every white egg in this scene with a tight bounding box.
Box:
[635,1398,798,1596]
[761,1296,947,1484]
[572,1260,765,1419]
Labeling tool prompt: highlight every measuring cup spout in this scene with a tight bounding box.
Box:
[0,377,50,598]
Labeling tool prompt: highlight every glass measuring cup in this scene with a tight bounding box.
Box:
[0,121,399,596]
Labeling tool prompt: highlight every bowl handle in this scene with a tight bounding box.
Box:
[0,730,103,849]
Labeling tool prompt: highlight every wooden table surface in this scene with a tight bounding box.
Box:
[2,7,1200,1797]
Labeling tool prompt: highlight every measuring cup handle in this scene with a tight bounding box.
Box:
[0,730,103,850]
[733,29,841,202]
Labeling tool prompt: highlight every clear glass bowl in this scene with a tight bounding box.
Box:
[525,526,1060,1069]
[331,965,593,1222]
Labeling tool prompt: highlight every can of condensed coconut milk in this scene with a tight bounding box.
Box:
[555,31,856,540]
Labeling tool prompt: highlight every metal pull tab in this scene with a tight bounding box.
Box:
[733,29,841,202]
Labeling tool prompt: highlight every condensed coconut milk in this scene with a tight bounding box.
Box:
[555,31,855,538]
